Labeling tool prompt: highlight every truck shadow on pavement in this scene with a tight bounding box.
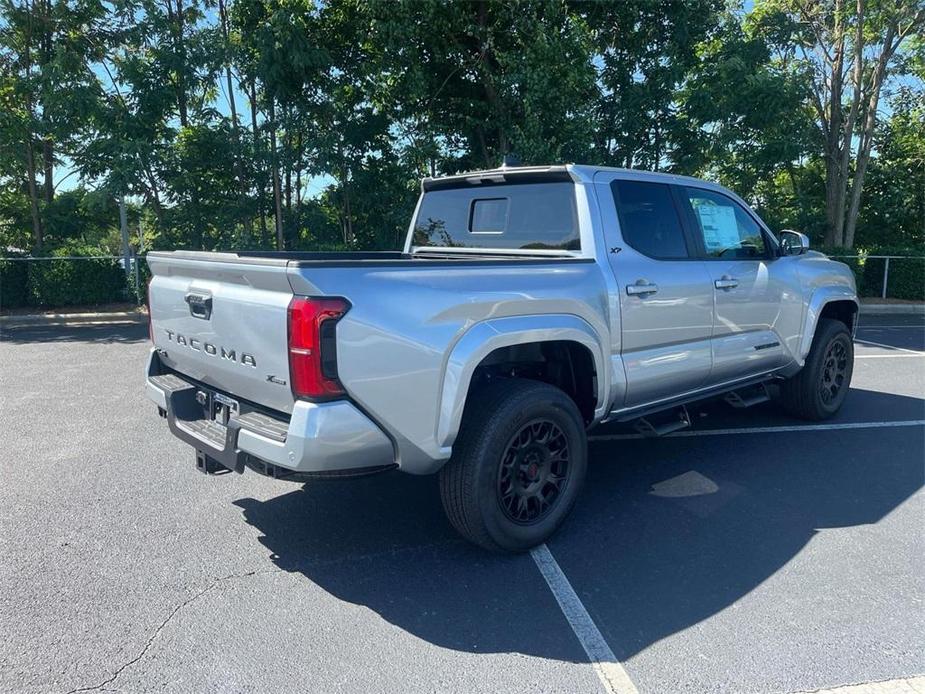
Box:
[0,322,149,344]
[233,387,924,663]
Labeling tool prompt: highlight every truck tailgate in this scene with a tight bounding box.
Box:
[147,252,296,414]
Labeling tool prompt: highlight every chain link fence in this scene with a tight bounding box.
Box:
[828,255,925,301]
[0,254,148,312]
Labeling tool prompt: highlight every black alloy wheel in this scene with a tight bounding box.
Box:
[819,339,849,405]
[498,419,571,525]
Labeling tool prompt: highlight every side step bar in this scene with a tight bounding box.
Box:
[724,383,771,409]
[633,406,691,437]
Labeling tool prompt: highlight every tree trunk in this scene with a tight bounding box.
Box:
[40,0,53,204]
[343,182,353,246]
[295,133,303,208]
[824,0,847,247]
[475,126,491,168]
[22,0,43,249]
[474,2,506,161]
[218,0,251,237]
[284,127,292,212]
[248,78,269,247]
[268,100,285,250]
[42,138,53,204]
[833,0,864,244]
[170,0,189,128]
[844,23,897,249]
[823,153,843,247]
[25,139,43,251]
[338,145,353,245]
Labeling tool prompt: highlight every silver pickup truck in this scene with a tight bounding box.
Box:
[145,164,858,552]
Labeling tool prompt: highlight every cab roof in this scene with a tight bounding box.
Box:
[420,163,738,202]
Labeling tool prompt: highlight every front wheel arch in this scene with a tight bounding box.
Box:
[799,293,858,364]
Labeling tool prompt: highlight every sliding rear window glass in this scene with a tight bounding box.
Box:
[412,182,580,250]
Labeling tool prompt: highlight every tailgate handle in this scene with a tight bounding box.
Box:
[184,292,213,320]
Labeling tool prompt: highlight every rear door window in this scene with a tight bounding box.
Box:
[611,180,689,259]
[412,182,580,250]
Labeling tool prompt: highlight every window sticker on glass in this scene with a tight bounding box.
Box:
[694,203,739,254]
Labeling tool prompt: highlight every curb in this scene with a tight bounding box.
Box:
[0,311,148,328]
[859,304,925,315]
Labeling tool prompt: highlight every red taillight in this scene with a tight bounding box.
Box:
[287,296,349,400]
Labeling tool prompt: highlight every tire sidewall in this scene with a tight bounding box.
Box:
[471,386,587,552]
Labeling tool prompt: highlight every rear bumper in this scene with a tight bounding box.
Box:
[144,349,395,476]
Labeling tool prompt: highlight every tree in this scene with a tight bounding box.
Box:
[753,0,925,248]
[0,0,106,250]
[1,0,922,261]
[675,10,817,201]
[578,0,725,171]
[369,0,598,173]
[855,85,925,247]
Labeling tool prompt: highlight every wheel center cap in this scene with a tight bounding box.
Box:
[521,450,543,483]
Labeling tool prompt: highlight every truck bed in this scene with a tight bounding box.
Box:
[146,250,597,417]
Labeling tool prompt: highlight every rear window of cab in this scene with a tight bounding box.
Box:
[412,182,580,251]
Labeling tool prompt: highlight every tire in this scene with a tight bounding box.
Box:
[778,318,854,421]
[439,379,587,553]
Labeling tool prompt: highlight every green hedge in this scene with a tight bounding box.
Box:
[3,241,922,309]
[0,245,140,310]
[132,256,152,303]
[0,252,30,309]
[820,246,925,301]
[28,257,127,308]
[859,252,925,301]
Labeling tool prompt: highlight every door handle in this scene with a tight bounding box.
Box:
[626,282,659,296]
[185,292,213,319]
[714,277,739,290]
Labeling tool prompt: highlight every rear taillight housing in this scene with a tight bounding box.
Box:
[287,296,350,400]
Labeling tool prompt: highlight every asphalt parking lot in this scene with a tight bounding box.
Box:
[1,314,923,694]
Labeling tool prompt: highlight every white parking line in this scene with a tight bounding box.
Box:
[855,353,925,359]
[854,338,925,355]
[530,544,639,694]
[857,325,925,330]
[589,419,925,442]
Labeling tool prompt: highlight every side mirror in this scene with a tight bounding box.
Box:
[779,229,810,256]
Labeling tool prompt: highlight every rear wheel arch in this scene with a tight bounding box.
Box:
[468,340,598,422]
[436,316,606,451]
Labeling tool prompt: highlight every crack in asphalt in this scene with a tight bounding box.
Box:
[62,568,280,694]
[60,539,463,693]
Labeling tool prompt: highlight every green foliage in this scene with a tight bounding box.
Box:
[856,88,925,249]
[0,0,922,310]
[882,257,925,301]
[0,251,29,309]
[818,245,925,301]
[675,10,817,190]
[857,248,925,301]
[26,244,129,307]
